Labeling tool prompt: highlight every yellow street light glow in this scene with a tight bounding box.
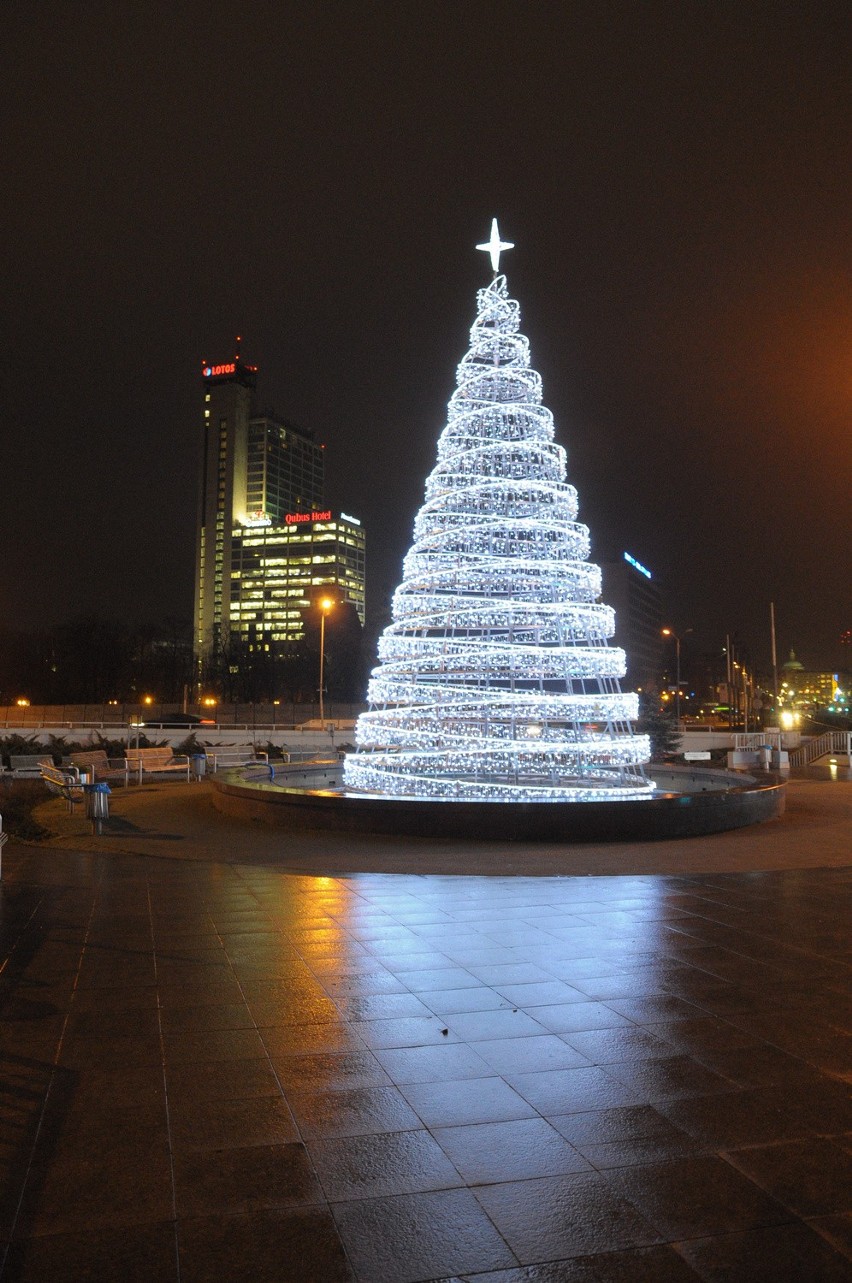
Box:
[320,597,334,612]
[143,696,154,705]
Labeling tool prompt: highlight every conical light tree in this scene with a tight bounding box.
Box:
[344,222,653,802]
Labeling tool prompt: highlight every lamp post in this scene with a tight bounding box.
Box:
[318,597,334,726]
[662,628,693,725]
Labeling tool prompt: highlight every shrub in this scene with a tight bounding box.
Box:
[0,779,51,840]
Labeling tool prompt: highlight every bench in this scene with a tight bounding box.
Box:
[7,755,54,779]
[208,749,269,773]
[69,751,129,786]
[40,764,85,813]
[125,747,191,783]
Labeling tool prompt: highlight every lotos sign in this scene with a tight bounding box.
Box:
[203,362,236,377]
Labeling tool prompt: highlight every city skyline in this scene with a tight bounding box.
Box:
[1,3,848,674]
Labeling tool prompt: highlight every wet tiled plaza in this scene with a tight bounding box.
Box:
[1,833,850,1279]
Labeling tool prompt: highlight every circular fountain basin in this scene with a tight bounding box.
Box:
[211,762,786,843]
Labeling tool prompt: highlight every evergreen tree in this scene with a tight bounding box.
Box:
[637,688,682,761]
[345,223,651,801]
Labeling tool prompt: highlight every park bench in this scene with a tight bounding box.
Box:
[7,755,54,779]
[125,746,191,783]
[40,764,85,813]
[69,750,129,786]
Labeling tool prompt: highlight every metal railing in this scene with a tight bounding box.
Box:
[733,732,783,750]
[788,731,852,767]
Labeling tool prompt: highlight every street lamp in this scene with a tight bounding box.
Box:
[318,597,334,726]
[661,627,693,725]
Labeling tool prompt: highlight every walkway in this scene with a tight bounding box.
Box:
[0,774,849,1280]
[22,770,852,876]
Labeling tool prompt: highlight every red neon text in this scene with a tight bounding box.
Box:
[285,510,332,524]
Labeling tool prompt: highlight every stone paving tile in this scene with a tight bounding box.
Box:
[417,986,511,1015]
[672,1221,852,1282]
[600,1055,740,1102]
[349,1014,462,1049]
[162,1027,268,1064]
[471,1035,591,1076]
[168,1095,300,1152]
[506,1066,644,1114]
[722,1137,852,1218]
[400,1076,538,1128]
[307,1128,465,1201]
[178,1207,355,1282]
[603,1155,793,1240]
[14,1131,174,1237]
[158,1001,256,1033]
[491,980,591,1007]
[284,1083,422,1138]
[271,1048,394,1093]
[333,1189,517,1282]
[526,1002,634,1034]
[1,1221,179,1283]
[373,1042,494,1084]
[432,1117,592,1184]
[656,1088,815,1148]
[561,1026,675,1064]
[473,1171,664,1262]
[165,1055,281,1103]
[172,1141,322,1217]
[457,1243,702,1279]
[443,1009,550,1042]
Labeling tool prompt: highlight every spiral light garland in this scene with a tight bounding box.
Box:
[344,228,653,802]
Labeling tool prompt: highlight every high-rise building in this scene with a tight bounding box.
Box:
[195,356,258,662]
[194,352,364,678]
[600,553,664,690]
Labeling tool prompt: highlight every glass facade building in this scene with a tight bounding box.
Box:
[194,357,364,670]
[230,514,366,643]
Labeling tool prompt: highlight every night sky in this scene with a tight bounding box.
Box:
[2,2,849,674]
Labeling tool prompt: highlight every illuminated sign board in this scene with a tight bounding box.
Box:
[202,362,236,377]
[624,551,652,579]
[285,510,332,525]
[243,512,272,528]
[339,512,361,526]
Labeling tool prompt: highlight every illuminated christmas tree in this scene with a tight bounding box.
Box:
[344,221,652,801]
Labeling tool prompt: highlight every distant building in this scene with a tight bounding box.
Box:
[600,553,664,690]
[780,650,844,711]
[193,353,364,674]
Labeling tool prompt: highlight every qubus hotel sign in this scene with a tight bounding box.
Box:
[286,510,332,524]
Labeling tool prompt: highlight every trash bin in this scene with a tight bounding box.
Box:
[85,782,111,835]
[191,753,207,781]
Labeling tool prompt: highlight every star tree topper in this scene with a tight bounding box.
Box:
[477,218,514,273]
